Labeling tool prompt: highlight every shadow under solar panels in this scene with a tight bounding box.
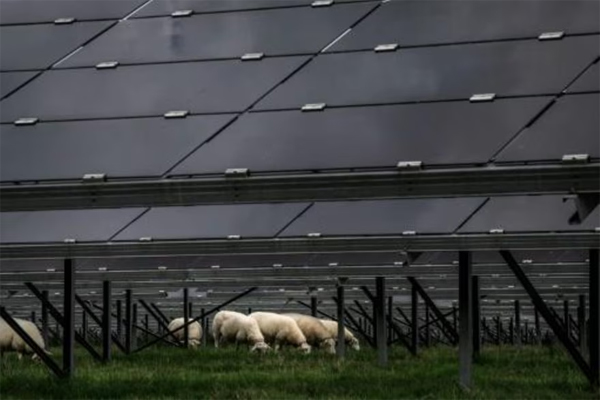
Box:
[496,93,599,163]
[0,57,308,122]
[279,197,486,237]
[458,195,600,233]
[58,3,374,67]
[567,61,600,93]
[0,115,234,182]
[0,71,37,98]
[171,97,550,175]
[112,203,310,241]
[0,21,112,71]
[0,208,145,244]
[0,0,147,25]
[329,0,600,52]
[255,36,599,110]
[131,0,372,18]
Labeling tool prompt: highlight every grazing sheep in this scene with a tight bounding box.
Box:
[0,317,50,360]
[249,312,311,353]
[168,317,202,348]
[212,311,270,352]
[319,319,360,351]
[283,314,336,354]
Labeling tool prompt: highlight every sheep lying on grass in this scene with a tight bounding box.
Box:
[283,314,336,354]
[249,312,311,353]
[0,317,51,360]
[212,310,270,352]
[319,319,360,351]
[168,317,202,348]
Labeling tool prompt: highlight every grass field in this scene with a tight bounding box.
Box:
[0,345,596,399]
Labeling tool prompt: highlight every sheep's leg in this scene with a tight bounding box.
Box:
[17,352,23,361]
[214,330,220,348]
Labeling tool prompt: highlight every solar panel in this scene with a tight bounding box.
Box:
[131,0,370,18]
[458,195,600,233]
[567,61,600,93]
[171,97,550,175]
[496,94,599,163]
[255,36,599,110]
[0,21,112,71]
[0,71,37,98]
[58,4,374,67]
[113,203,310,241]
[0,56,308,122]
[0,115,234,182]
[330,0,600,51]
[0,208,145,244]
[279,198,485,237]
[0,0,146,25]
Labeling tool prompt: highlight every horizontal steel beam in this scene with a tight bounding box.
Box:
[1,233,598,260]
[1,164,597,211]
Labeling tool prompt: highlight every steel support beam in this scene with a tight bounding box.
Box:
[201,308,207,347]
[125,290,133,354]
[138,300,181,345]
[41,290,49,347]
[375,277,387,366]
[3,163,596,211]
[102,280,111,362]
[515,300,521,347]
[564,300,571,342]
[63,259,75,378]
[311,296,317,318]
[578,295,587,353]
[183,288,189,348]
[459,251,473,389]
[132,303,138,350]
[150,303,171,326]
[81,310,87,340]
[336,284,345,359]
[535,309,541,343]
[500,250,594,386]
[412,285,419,355]
[407,277,459,345]
[472,276,481,357]
[116,300,122,340]
[388,296,393,343]
[590,249,599,388]
[424,306,431,347]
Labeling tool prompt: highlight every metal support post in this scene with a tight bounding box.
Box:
[375,277,387,366]
[458,251,473,389]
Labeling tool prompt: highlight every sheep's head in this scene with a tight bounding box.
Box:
[189,339,201,349]
[321,338,336,354]
[349,337,360,351]
[250,341,271,353]
[298,342,311,354]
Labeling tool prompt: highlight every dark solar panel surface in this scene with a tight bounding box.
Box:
[0,208,145,244]
[0,71,36,98]
[458,195,600,233]
[0,21,112,70]
[496,94,599,163]
[0,56,308,122]
[567,61,600,93]
[113,203,310,240]
[255,36,599,110]
[0,0,146,25]
[173,97,551,174]
[330,0,600,51]
[279,198,486,237]
[59,4,374,67]
[0,115,234,182]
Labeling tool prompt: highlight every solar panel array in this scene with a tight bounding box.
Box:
[0,0,598,317]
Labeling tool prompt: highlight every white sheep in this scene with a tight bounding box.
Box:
[283,313,336,354]
[168,317,202,348]
[0,317,51,360]
[319,319,360,351]
[249,312,311,353]
[212,310,270,352]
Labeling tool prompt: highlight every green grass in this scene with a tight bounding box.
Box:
[0,345,596,399]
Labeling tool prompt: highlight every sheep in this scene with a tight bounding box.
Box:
[319,319,360,351]
[167,317,202,348]
[0,317,51,360]
[282,313,336,354]
[249,312,311,353]
[212,310,270,352]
